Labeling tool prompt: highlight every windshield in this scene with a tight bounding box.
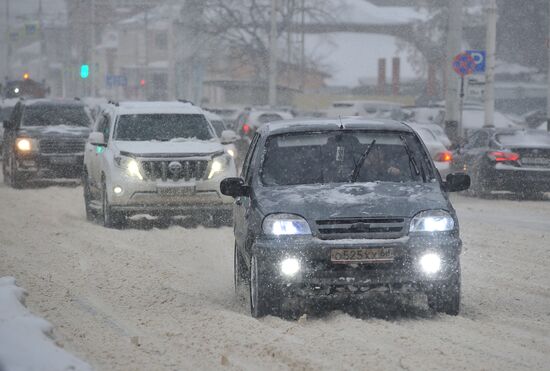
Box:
[261,131,431,186]
[115,114,213,141]
[22,105,91,127]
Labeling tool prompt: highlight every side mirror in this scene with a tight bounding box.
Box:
[445,173,470,192]
[89,132,106,147]
[220,130,238,144]
[220,177,250,198]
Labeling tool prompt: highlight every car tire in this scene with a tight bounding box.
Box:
[102,181,126,229]
[427,264,461,316]
[234,243,248,300]
[249,255,275,318]
[82,172,95,221]
[8,154,23,189]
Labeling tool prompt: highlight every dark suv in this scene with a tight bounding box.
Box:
[2,99,92,188]
[221,118,470,318]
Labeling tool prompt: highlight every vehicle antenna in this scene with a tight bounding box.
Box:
[338,115,344,130]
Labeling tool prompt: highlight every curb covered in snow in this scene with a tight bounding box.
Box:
[0,277,92,371]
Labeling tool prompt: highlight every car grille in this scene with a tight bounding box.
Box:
[141,160,209,181]
[514,148,550,168]
[316,217,406,240]
[40,139,85,154]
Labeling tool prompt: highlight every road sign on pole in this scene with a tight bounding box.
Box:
[452,52,476,77]
[466,50,486,74]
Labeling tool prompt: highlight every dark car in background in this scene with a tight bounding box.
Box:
[2,99,92,188]
[452,128,550,199]
[221,118,470,318]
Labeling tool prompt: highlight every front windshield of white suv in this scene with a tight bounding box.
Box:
[115,114,213,141]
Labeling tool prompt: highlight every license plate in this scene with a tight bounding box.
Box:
[157,186,196,196]
[331,248,395,264]
[49,156,76,165]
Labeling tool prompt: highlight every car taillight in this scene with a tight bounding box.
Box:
[242,124,250,134]
[435,151,453,162]
[488,151,520,162]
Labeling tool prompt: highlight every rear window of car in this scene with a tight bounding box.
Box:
[496,131,550,147]
[257,113,283,124]
[22,105,91,127]
[261,131,433,186]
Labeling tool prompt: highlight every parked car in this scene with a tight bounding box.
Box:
[326,100,406,120]
[451,128,550,199]
[221,118,470,318]
[83,101,237,228]
[409,123,453,178]
[202,105,248,130]
[235,107,294,139]
[2,99,92,188]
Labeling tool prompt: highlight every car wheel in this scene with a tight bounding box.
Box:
[427,263,461,316]
[9,154,23,189]
[82,172,95,221]
[234,243,247,300]
[102,181,126,229]
[249,255,273,318]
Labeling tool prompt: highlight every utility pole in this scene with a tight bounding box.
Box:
[268,0,278,107]
[4,0,10,81]
[300,0,305,91]
[484,0,497,128]
[547,0,550,131]
[444,0,463,145]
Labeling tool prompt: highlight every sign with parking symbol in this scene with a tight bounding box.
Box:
[466,50,486,74]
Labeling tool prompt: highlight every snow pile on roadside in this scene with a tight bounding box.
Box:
[0,277,92,371]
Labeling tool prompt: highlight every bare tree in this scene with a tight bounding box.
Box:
[198,0,341,83]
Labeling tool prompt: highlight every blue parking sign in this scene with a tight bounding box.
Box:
[466,50,486,74]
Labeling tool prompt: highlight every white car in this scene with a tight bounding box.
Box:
[408,123,453,178]
[203,110,239,161]
[83,101,237,228]
[326,100,406,120]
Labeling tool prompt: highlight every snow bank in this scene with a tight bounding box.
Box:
[0,277,92,371]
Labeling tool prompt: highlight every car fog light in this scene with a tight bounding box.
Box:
[420,253,441,274]
[280,258,300,277]
[113,186,123,195]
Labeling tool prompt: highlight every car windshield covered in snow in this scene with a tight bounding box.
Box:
[22,105,90,127]
[261,131,432,186]
[114,114,213,141]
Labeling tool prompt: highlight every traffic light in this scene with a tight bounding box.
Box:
[139,79,146,87]
[23,72,30,80]
[80,64,89,79]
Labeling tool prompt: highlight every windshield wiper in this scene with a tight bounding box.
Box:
[350,139,376,183]
[399,135,425,181]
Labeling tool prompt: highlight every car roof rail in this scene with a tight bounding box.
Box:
[178,99,194,105]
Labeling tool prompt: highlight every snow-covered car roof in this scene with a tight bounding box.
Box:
[261,118,413,136]
[19,98,87,107]
[113,101,204,116]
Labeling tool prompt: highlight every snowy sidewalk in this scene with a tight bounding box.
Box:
[0,277,91,371]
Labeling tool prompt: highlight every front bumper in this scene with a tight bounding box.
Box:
[252,232,461,299]
[107,170,235,215]
[15,152,84,179]
[491,164,550,192]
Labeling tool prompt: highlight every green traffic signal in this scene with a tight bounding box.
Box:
[80,64,89,79]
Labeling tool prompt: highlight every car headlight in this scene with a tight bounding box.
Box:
[16,138,38,152]
[208,154,231,179]
[114,156,143,180]
[410,210,455,232]
[262,214,311,236]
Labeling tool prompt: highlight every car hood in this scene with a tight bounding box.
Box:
[255,182,450,220]
[114,140,225,157]
[19,125,90,139]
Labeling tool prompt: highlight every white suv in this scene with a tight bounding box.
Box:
[83,101,237,228]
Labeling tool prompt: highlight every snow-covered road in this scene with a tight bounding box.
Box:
[0,176,549,371]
